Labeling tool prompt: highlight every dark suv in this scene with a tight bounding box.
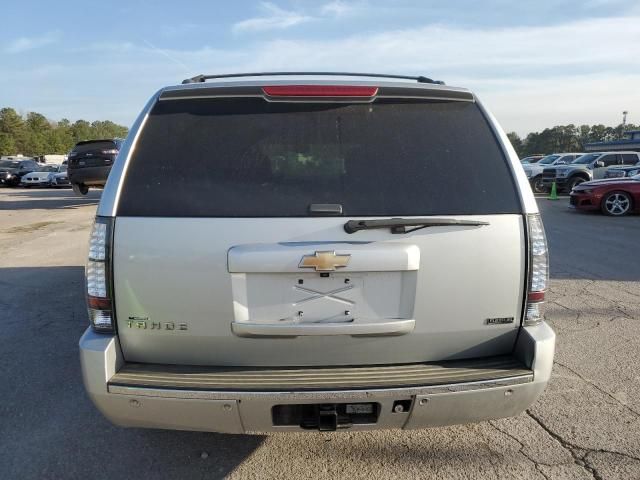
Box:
[67,139,123,195]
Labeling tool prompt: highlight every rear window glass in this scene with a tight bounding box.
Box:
[117,97,521,217]
[72,141,117,154]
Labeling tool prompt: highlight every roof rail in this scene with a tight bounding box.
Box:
[181,72,445,85]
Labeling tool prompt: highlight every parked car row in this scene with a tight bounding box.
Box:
[0,138,121,193]
[521,151,640,193]
[542,151,640,191]
[0,158,70,188]
[22,164,70,188]
[520,151,640,216]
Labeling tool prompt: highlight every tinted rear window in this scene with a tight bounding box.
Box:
[72,141,117,154]
[117,97,520,217]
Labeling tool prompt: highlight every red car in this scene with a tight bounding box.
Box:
[570,174,640,216]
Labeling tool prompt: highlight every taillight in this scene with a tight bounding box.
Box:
[262,85,378,97]
[525,214,548,326]
[86,216,115,332]
[101,149,119,155]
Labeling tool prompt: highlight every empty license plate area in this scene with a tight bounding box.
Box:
[237,272,407,324]
[272,403,380,430]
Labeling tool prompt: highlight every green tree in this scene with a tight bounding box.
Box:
[0,107,26,153]
[49,118,74,153]
[506,132,523,156]
[588,124,608,143]
[23,112,52,156]
[0,133,16,155]
[70,120,93,143]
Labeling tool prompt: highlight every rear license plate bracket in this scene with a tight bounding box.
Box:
[272,402,380,430]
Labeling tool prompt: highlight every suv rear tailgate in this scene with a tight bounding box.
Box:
[114,214,524,366]
[111,88,526,367]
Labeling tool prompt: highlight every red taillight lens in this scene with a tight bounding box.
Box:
[262,85,378,97]
[86,217,115,332]
[525,214,548,326]
[527,291,545,302]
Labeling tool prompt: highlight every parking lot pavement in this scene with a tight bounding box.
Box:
[1,189,639,479]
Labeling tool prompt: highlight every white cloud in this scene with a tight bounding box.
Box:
[320,1,360,17]
[232,2,313,33]
[4,31,60,54]
[228,15,640,132]
[3,15,639,134]
[474,74,640,135]
[232,16,640,74]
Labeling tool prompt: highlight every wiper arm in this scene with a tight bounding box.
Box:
[344,217,489,234]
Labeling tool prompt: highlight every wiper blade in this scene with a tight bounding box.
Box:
[344,218,489,234]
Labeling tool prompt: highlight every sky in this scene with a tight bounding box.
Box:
[1,0,639,135]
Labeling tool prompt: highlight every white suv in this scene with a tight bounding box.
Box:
[79,73,554,433]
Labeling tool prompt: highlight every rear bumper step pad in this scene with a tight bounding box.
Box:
[108,355,532,392]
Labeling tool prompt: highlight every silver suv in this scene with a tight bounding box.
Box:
[79,72,554,433]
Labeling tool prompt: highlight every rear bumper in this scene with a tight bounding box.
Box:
[68,166,111,187]
[79,322,555,433]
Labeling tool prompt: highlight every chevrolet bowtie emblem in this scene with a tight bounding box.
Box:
[299,251,351,272]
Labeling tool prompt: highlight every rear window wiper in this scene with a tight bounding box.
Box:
[344,218,489,234]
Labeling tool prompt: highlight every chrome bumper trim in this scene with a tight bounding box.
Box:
[107,374,533,401]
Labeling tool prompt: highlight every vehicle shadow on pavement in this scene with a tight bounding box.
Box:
[0,266,265,480]
[0,189,101,210]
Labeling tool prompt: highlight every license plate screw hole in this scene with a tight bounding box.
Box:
[393,399,412,413]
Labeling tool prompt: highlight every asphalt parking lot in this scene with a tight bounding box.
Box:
[1,188,639,480]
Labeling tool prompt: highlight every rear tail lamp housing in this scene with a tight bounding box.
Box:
[525,214,548,326]
[86,216,116,332]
